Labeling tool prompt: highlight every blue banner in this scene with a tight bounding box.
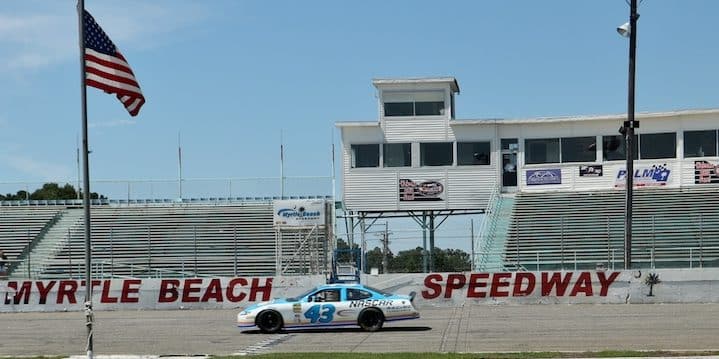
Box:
[526,169,562,185]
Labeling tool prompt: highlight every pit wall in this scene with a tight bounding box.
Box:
[1,269,717,312]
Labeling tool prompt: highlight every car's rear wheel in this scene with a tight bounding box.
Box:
[358,308,384,332]
[256,310,283,334]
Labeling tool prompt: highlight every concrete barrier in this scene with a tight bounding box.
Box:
[2,269,718,312]
[363,268,719,305]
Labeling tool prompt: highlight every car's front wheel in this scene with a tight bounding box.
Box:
[256,310,283,334]
[358,308,384,332]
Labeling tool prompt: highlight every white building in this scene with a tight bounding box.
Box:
[336,77,719,214]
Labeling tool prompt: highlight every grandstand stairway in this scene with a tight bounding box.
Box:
[11,209,83,279]
[475,195,515,272]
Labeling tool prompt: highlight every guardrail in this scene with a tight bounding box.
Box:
[478,245,719,271]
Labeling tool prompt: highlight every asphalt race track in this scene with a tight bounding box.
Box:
[1,304,718,356]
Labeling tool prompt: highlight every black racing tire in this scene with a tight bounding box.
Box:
[256,310,283,334]
[358,308,384,332]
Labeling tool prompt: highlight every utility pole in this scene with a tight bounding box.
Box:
[621,0,639,269]
[382,222,389,274]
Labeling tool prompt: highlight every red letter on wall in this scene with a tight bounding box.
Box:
[444,274,467,299]
[182,279,203,303]
[100,280,118,303]
[201,278,223,302]
[120,279,142,303]
[158,279,180,303]
[36,281,56,305]
[421,274,444,299]
[226,278,248,302]
[57,280,78,304]
[489,273,511,297]
[467,273,489,298]
[249,278,273,301]
[512,272,536,297]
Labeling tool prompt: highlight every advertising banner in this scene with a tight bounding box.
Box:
[526,169,562,185]
[399,178,444,201]
[615,164,671,188]
[694,160,719,184]
[273,199,326,226]
[579,165,603,177]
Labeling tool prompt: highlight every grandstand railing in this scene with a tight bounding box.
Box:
[1,196,332,207]
[0,176,333,202]
[478,245,719,271]
[473,185,501,270]
[8,212,63,274]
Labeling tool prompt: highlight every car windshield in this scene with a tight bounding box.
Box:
[286,286,318,302]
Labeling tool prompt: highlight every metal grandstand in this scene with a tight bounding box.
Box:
[476,187,719,271]
[1,196,333,280]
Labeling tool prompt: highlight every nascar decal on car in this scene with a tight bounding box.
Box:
[348,299,394,308]
[385,303,414,313]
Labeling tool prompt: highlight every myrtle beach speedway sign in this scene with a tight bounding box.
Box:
[1,271,620,312]
[3,270,718,311]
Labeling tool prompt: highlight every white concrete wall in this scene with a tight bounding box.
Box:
[362,268,719,306]
[3,269,718,312]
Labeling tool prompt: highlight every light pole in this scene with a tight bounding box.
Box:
[618,0,639,269]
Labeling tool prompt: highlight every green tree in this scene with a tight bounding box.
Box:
[0,190,29,201]
[365,246,394,274]
[388,246,471,273]
[0,183,105,201]
[334,238,359,264]
[433,248,471,272]
[30,183,78,200]
[389,247,425,273]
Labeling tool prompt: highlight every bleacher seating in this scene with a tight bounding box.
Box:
[38,202,328,279]
[0,207,62,262]
[504,187,719,270]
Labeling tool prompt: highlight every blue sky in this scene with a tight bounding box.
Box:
[2,1,718,252]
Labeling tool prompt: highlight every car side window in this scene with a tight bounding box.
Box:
[312,289,341,302]
[347,288,373,300]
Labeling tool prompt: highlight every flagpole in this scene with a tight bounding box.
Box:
[76,134,81,200]
[178,131,183,201]
[77,1,95,358]
[280,130,285,198]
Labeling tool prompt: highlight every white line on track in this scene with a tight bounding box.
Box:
[232,333,293,356]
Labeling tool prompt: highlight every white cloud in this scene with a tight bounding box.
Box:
[0,1,209,73]
[0,13,74,72]
[89,119,137,129]
[0,153,73,182]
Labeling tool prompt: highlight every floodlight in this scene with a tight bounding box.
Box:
[617,22,631,37]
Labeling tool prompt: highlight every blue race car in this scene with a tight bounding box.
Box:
[237,283,419,333]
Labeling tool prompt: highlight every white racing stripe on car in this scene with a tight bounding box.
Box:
[232,333,292,356]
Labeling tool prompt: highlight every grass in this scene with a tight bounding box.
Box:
[213,351,719,359]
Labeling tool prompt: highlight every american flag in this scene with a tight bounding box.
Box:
[83,10,145,116]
